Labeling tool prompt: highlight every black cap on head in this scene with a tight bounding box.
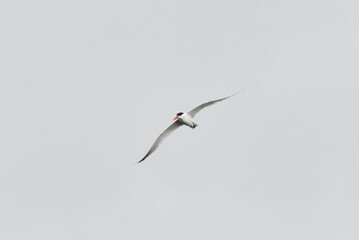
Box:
[176,112,184,116]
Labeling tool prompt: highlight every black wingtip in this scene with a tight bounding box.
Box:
[130,156,146,166]
[130,160,142,166]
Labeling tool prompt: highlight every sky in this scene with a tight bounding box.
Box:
[1,0,358,239]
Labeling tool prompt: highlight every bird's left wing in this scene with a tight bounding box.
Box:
[187,87,246,118]
[137,120,183,164]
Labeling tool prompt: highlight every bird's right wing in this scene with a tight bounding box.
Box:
[137,120,183,164]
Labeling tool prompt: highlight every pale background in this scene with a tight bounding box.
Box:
[1,0,358,239]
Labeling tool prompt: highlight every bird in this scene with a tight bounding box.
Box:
[137,87,246,164]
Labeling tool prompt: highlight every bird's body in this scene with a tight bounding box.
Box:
[177,113,198,129]
[137,88,246,164]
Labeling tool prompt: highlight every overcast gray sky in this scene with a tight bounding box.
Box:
[1,0,358,239]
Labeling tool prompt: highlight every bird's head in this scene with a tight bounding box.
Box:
[173,112,183,120]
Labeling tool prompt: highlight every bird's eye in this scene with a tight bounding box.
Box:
[177,112,183,116]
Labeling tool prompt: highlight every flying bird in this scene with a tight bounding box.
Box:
[137,88,245,164]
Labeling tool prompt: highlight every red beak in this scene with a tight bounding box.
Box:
[173,116,179,120]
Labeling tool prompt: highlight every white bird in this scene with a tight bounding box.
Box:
[137,88,245,164]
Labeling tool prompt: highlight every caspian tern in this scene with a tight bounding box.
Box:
[137,88,245,164]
